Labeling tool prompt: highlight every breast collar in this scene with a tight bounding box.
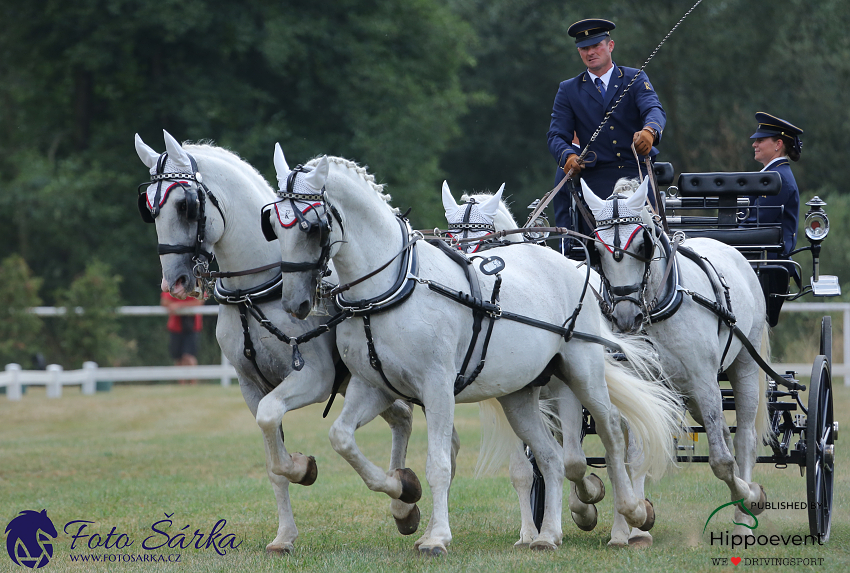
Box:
[334,215,419,315]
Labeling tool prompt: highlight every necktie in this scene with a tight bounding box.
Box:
[595,77,606,98]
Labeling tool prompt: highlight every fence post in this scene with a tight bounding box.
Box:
[220,351,232,387]
[841,306,850,386]
[5,363,22,401]
[82,361,97,395]
[46,364,63,398]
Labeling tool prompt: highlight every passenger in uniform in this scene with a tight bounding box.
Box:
[547,18,666,244]
[746,112,803,257]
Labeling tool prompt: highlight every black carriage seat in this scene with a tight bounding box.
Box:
[669,172,789,326]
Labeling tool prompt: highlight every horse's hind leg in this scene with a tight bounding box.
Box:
[241,376,305,553]
[553,383,602,532]
[498,387,564,550]
[509,445,538,546]
[381,400,422,535]
[688,380,759,521]
[608,426,652,548]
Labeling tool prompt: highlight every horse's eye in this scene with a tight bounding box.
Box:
[176,200,187,213]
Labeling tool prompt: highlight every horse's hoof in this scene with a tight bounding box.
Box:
[295,455,318,486]
[582,473,606,505]
[396,468,422,504]
[748,484,767,516]
[628,532,653,548]
[529,539,558,551]
[638,499,655,531]
[513,541,530,549]
[571,504,598,532]
[417,544,447,557]
[265,542,294,555]
[395,504,420,535]
[607,538,629,549]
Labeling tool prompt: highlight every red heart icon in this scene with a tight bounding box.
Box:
[731,557,742,566]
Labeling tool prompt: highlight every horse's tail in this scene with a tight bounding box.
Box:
[756,320,773,445]
[602,321,684,480]
[474,397,559,478]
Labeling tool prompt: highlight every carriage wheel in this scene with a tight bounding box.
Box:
[806,355,834,542]
[820,315,832,367]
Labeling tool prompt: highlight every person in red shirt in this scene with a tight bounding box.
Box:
[160,291,204,384]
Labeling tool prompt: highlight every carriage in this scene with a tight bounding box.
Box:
[526,164,839,543]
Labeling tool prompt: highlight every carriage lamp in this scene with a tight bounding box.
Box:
[804,197,829,242]
[524,199,550,242]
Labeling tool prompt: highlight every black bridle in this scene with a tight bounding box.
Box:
[261,164,344,281]
[137,152,226,291]
[594,197,657,321]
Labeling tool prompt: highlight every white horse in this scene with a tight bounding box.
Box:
[267,147,682,555]
[134,131,420,553]
[445,189,678,549]
[582,177,772,546]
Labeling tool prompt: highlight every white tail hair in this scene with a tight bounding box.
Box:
[474,397,559,478]
[600,319,685,480]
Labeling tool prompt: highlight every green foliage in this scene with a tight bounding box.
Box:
[0,255,45,366]
[52,260,134,368]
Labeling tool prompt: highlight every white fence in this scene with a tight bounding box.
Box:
[1,302,848,401]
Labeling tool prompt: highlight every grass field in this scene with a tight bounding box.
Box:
[1,379,848,572]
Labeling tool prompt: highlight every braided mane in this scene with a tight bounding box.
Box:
[307,155,393,206]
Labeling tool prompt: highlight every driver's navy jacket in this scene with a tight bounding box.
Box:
[547,63,666,172]
[548,64,666,231]
[745,157,799,257]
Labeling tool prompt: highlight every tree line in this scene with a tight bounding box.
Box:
[1,0,848,368]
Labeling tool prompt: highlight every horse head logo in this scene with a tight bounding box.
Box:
[5,510,57,569]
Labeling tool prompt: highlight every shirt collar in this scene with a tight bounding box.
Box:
[587,64,615,88]
[760,156,789,172]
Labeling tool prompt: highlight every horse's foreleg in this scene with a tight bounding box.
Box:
[498,388,564,550]
[328,378,419,501]
[255,363,334,485]
[412,390,456,556]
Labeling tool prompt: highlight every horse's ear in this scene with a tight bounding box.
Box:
[581,179,606,218]
[441,181,460,219]
[626,178,651,211]
[273,142,290,191]
[162,130,191,170]
[303,156,329,192]
[479,184,505,221]
[135,134,160,169]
